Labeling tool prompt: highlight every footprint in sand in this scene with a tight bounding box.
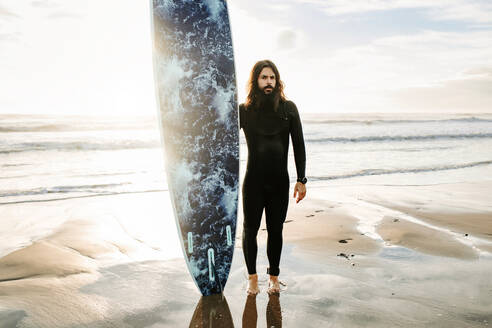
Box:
[306,214,315,218]
[337,253,356,260]
[338,238,353,244]
[337,253,357,267]
[314,210,324,213]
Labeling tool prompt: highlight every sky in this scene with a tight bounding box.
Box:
[1,0,491,115]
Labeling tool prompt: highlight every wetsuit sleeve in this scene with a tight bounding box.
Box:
[288,101,306,180]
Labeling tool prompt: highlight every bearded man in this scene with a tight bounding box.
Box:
[239,60,307,295]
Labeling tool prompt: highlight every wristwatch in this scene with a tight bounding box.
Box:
[297,177,307,184]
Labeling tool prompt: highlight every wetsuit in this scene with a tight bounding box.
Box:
[239,100,306,276]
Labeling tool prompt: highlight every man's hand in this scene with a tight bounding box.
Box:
[293,182,306,203]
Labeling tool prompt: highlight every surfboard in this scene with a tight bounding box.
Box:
[150,0,239,296]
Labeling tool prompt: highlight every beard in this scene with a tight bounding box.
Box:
[257,87,279,111]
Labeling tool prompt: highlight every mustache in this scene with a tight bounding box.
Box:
[262,85,275,91]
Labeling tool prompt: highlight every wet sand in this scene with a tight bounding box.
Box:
[1,181,492,327]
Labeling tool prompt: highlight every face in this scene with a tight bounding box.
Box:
[257,67,276,94]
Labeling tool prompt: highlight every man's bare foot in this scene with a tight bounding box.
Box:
[267,275,280,295]
[247,274,260,295]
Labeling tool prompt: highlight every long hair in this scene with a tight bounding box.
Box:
[245,60,287,111]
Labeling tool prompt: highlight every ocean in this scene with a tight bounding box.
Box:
[1,112,492,328]
[1,112,492,206]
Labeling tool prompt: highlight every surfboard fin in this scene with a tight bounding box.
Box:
[211,260,223,294]
[208,247,223,294]
[188,232,193,253]
[226,225,232,246]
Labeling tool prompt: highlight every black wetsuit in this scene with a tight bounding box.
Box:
[239,100,306,276]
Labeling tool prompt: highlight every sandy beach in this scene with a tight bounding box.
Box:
[1,177,491,327]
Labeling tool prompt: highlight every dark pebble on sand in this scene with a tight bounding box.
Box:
[337,253,350,260]
[465,233,469,236]
[393,218,400,222]
[306,214,315,217]
[315,210,324,213]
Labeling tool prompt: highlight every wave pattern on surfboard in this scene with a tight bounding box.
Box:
[151,0,239,296]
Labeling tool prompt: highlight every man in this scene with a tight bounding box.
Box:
[239,60,307,295]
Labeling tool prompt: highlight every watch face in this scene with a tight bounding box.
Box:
[299,177,307,184]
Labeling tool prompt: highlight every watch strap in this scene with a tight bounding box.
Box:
[297,177,307,184]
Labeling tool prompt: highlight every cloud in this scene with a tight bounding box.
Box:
[30,1,82,20]
[297,0,434,15]
[46,11,82,19]
[228,0,292,23]
[294,0,492,24]
[265,3,293,12]
[465,67,492,77]
[0,4,19,19]
[283,29,492,112]
[427,1,492,24]
[30,1,59,9]
[277,29,297,50]
[328,30,492,89]
[390,68,492,112]
[0,5,20,47]
[0,32,21,43]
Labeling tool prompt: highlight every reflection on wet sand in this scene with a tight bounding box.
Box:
[243,293,282,328]
[189,294,233,328]
[267,293,282,328]
[242,295,257,328]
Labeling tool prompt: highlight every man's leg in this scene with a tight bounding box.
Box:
[242,181,265,293]
[264,182,289,289]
